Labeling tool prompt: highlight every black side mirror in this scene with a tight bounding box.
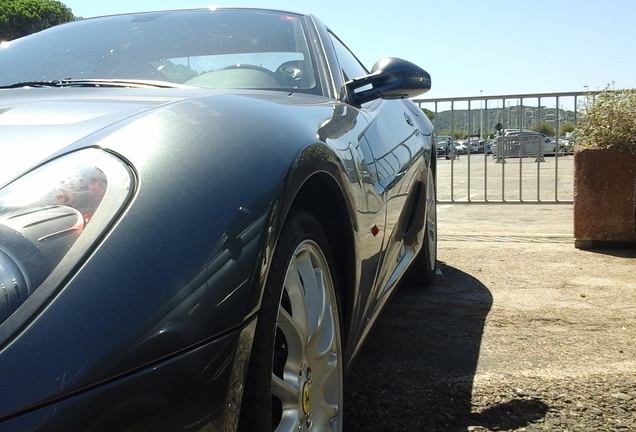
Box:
[345,57,431,106]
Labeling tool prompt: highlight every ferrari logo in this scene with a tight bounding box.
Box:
[302,381,311,415]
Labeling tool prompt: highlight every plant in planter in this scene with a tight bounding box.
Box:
[574,87,636,249]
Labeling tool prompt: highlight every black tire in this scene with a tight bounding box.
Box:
[405,169,437,286]
[238,209,344,432]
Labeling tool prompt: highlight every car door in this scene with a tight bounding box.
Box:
[324,29,431,355]
[360,98,429,301]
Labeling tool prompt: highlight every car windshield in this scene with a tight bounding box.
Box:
[0,9,319,93]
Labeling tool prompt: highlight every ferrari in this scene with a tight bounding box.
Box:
[0,8,436,431]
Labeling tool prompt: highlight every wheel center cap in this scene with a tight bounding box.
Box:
[302,381,311,415]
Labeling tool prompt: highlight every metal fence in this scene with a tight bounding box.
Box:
[414,91,588,204]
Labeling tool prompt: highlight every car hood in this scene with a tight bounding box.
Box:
[0,87,325,187]
[0,88,201,186]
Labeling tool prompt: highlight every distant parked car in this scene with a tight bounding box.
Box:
[558,138,575,153]
[544,139,559,154]
[468,140,480,153]
[485,140,494,154]
[455,140,468,154]
[436,135,458,159]
[494,129,557,158]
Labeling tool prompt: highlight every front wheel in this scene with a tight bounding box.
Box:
[238,210,343,432]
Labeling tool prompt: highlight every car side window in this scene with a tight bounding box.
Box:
[328,32,368,82]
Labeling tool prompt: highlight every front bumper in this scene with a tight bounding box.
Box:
[0,319,256,432]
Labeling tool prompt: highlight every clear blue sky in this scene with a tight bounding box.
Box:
[62,0,635,99]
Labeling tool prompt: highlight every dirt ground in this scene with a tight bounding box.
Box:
[346,205,636,431]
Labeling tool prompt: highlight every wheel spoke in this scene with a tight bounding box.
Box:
[304,328,340,425]
[271,372,300,409]
[323,299,339,356]
[283,255,310,341]
[276,307,305,369]
[291,247,325,338]
[312,395,340,430]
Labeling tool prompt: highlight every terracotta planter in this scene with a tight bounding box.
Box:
[573,148,636,249]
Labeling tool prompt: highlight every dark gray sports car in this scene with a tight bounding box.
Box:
[0,8,436,431]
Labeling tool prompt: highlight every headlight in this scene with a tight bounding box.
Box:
[0,149,133,328]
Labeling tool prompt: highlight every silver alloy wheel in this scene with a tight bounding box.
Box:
[272,239,343,432]
[425,169,437,272]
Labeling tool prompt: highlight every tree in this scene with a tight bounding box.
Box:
[436,129,468,140]
[560,122,576,136]
[530,121,555,137]
[157,61,198,82]
[0,0,74,41]
[421,108,434,121]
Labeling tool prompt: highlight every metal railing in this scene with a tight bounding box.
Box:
[414,91,588,204]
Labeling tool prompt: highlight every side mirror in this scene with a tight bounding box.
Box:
[345,57,431,106]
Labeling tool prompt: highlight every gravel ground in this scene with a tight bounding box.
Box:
[345,205,636,432]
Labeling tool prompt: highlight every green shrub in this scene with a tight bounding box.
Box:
[560,122,576,135]
[576,87,636,154]
[530,121,555,137]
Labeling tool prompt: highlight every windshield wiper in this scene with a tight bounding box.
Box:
[0,78,192,89]
[0,80,62,89]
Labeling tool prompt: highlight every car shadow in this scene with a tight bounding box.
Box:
[345,261,548,431]
[583,247,636,259]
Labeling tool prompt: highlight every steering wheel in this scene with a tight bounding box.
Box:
[222,64,282,85]
[275,61,305,87]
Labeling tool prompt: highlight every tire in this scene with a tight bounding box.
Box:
[405,170,437,286]
[238,210,344,432]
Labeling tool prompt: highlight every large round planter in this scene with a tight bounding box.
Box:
[573,148,636,249]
